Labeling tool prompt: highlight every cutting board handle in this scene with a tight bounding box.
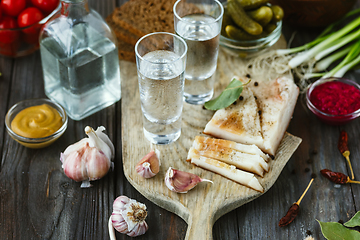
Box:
[185,210,214,240]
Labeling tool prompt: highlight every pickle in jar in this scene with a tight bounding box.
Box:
[221,8,235,37]
[227,0,263,35]
[247,5,273,26]
[225,25,267,41]
[235,0,269,10]
[271,5,284,22]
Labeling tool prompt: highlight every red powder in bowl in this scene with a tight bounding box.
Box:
[310,81,360,115]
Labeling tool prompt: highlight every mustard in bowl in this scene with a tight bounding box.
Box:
[5,98,68,148]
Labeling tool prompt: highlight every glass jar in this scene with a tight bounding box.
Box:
[39,0,121,120]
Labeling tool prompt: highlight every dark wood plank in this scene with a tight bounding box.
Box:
[0,0,360,239]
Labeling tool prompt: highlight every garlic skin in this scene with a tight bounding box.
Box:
[60,126,114,187]
[136,149,160,178]
[165,167,213,193]
[111,196,148,237]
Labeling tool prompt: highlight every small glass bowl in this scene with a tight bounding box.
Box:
[219,2,282,58]
[5,98,68,148]
[0,3,61,58]
[306,77,360,125]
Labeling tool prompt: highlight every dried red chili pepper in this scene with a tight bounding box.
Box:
[320,169,360,184]
[279,203,299,227]
[338,130,349,153]
[337,130,354,180]
[279,178,314,227]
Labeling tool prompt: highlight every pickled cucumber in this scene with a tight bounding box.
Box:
[226,25,266,40]
[222,8,235,37]
[227,0,263,35]
[235,0,269,10]
[271,5,284,22]
[247,6,273,26]
[264,23,277,33]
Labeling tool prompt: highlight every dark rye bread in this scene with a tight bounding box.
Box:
[112,0,177,38]
[106,15,136,62]
[106,14,139,46]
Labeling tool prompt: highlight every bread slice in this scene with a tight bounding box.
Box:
[106,15,136,62]
[117,41,136,62]
[106,14,139,46]
[112,0,177,38]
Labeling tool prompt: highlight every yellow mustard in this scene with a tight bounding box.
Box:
[11,104,63,138]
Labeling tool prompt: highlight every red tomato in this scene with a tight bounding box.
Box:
[1,0,26,17]
[0,16,19,43]
[30,0,59,14]
[18,7,44,34]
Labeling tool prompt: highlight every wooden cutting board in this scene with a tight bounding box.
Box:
[121,37,302,240]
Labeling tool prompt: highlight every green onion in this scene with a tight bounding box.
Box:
[314,45,352,72]
[321,38,360,78]
[288,17,360,68]
[314,29,360,61]
[333,54,360,78]
[274,9,360,79]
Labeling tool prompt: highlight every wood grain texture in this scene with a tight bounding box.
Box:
[0,1,359,240]
[121,40,302,239]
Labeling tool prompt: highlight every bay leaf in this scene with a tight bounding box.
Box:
[344,211,360,227]
[204,78,246,110]
[317,220,360,240]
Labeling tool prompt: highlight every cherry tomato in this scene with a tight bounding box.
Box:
[0,16,19,43]
[18,7,44,34]
[0,7,3,20]
[30,0,59,14]
[1,0,26,17]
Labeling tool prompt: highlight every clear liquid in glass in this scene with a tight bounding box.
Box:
[176,13,220,104]
[40,23,121,120]
[138,50,185,144]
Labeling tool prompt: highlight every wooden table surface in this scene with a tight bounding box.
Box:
[1,0,360,239]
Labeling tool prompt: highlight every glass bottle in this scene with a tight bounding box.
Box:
[39,0,121,121]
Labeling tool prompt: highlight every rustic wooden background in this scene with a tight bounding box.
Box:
[0,0,360,239]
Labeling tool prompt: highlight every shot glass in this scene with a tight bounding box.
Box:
[174,0,224,105]
[135,32,187,144]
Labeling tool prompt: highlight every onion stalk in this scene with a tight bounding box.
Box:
[275,8,360,77]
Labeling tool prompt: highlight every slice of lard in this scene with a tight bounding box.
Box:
[193,136,270,162]
[204,76,299,156]
[203,87,263,148]
[188,147,266,177]
[250,76,299,156]
[188,152,264,193]
[189,136,269,175]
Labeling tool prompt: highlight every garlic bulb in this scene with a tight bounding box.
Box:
[60,126,114,188]
[165,167,213,193]
[110,196,148,237]
[136,149,160,178]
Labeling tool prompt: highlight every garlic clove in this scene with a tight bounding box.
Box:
[127,221,148,237]
[165,167,213,193]
[136,149,161,178]
[60,126,114,187]
[62,141,111,182]
[111,195,149,237]
[95,126,115,160]
[85,126,112,161]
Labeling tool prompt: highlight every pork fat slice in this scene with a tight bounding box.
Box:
[203,87,263,148]
[189,136,269,176]
[193,136,270,161]
[189,153,264,193]
[204,76,299,156]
